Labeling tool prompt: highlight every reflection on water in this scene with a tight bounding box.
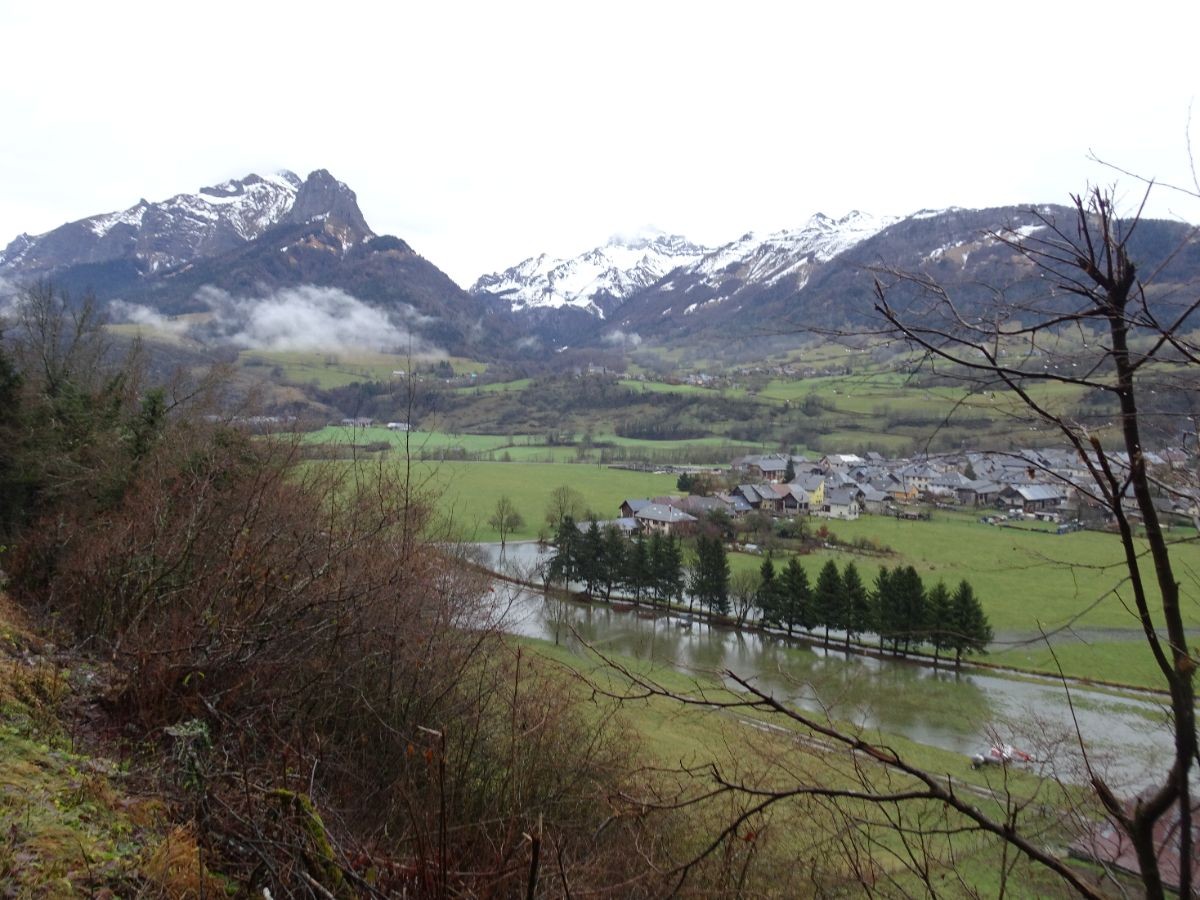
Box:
[479,542,1171,792]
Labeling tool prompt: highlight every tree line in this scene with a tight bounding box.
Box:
[546,519,993,667]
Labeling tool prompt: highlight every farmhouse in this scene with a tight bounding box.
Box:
[1000,484,1065,512]
[619,498,652,518]
[955,479,1002,507]
[680,495,728,518]
[819,487,862,520]
[789,473,826,509]
[633,504,698,536]
[858,485,891,514]
[733,453,804,483]
[820,453,866,473]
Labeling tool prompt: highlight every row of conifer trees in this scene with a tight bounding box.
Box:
[547,518,993,667]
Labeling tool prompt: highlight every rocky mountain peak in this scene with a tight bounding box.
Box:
[286,169,373,240]
[0,169,373,281]
[199,170,303,199]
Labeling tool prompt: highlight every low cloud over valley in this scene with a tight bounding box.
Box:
[110,285,445,356]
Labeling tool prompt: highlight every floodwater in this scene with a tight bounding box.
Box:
[477,542,1174,793]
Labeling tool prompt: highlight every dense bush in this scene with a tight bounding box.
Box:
[1,286,667,896]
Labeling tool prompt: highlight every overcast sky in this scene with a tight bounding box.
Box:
[2,1,1199,287]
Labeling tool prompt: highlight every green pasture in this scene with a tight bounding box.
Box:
[719,511,1200,687]
[303,425,524,453]
[455,377,533,394]
[400,460,679,541]
[304,426,587,460]
[239,349,485,388]
[989,638,1170,689]
[810,511,1200,634]
[596,433,762,452]
[306,425,765,463]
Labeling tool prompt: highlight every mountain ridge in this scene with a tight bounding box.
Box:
[4,171,1199,362]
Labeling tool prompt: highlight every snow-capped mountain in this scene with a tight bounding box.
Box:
[0,169,517,358]
[0,169,373,279]
[471,230,710,317]
[684,210,898,297]
[470,211,900,349]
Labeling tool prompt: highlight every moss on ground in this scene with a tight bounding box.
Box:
[0,594,228,897]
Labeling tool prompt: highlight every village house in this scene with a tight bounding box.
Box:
[955,479,1002,507]
[819,453,866,473]
[789,473,826,509]
[734,484,785,514]
[619,498,651,519]
[999,484,1066,513]
[680,495,728,518]
[577,517,639,535]
[858,484,891,515]
[733,453,806,483]
[714,492,753,517]
[633,503,698,536]
[819,486,862,520]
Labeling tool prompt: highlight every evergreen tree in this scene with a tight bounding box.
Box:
[546,516,579,586]
[842,561,872,650]
[624,530,650,604]
[647,532,667,607]
[925,580,953,667]
[659,535,685,607]
[755,556,782,627]
[781,557,813,637]
[783,457,796,483]
[814,559,844,651]
[872,566,897,653]
[892,565,926,656]
[949,580,993,668]
[689,534,730,616]
[579,521,605,596]
[599,525,627,601]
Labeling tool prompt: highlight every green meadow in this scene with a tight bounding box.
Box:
[306,425,763,462]
[386,450,1195,687]
[239,349,486,388]
[314,445,1200,683]
[404,460,679,541]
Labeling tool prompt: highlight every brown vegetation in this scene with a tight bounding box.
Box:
[0,285,673,896]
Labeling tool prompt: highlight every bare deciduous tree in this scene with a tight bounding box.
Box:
[488,493,524,550]
[591,187,1199,897]
[871,187,1197,897]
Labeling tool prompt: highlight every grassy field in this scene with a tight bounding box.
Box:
[319,448,1200,645]
[786,511,1200,634]
[398,460,679,541]
[240,349,486,388]
[454,377,533,394]
[305,425,764,462]
[719,511,1198,688]
[402,451,1196,686]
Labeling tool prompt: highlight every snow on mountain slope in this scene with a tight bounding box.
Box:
[475,212,895,321]
[693,211,897,290]
[0,170,368,278]
[471,230,710,316]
